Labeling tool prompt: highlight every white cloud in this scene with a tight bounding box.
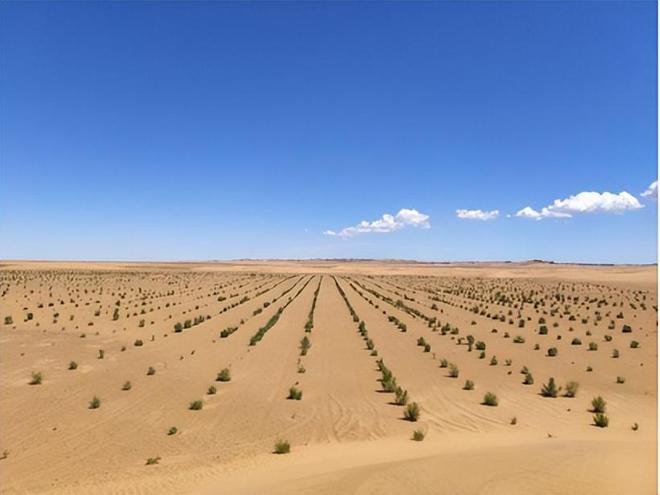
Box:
[456,209,499,221]
[324,208,430,238]
[516,191,643,220]
[641,180,657,199]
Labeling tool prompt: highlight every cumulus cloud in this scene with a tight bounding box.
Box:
[324,208,430,237]
[641,180,657,199]
[456,209,499,221]
[516,191,643,220]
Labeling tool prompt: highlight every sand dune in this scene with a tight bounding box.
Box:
[0,261,656,494]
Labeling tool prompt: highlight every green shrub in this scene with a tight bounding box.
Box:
[490,356,498,366]
[439,358,448,368]
[571,338,582,345]
[29,371,43,385]
[448,363,460,378]
[122,381,132,391]
[147,366,156,376]
[216,368,231,382]
[523,372,534,385]
[207,385,217,395]
[463,379,474,390]
[68,361,78,370]
[622,324,632,333]
[98,349,105,359]
[189,400,203,410]
[611,349,619,358]
[134,339,143,347]
[630,340,640,349]
[167,426,178,436]
[540,377,559,397]
[564,381,579,398]
[482,392,498,406]
[404,402,420,421]
[4,316,13,325]
[616,376,625,384]
[288,386,303,400]
[300,336,311,356]
[394,387,409,406]
[593,413,609,428]
[513,335,525,344]
[146,456,161,465]
[174,322,183,332]
[274,439,290,454]
[89,396,101,409]
[546,347,558,357]
[475,341,486,351]
[591,396,606,413]
[412,429,425,441]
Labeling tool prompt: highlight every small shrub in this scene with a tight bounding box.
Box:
[490,356,498,366]
[510,416,517,425]
[29,371,43,385]
[611,349,619,358]
[523,372,534,385]
[147,366,156,376]
[98,349,105,359]
[632,422,639,431]
[571,338,582,345]
[482,392,498,406]
[274,439,290,454]
[564,381,579,398]
[146,456,161,465]
[394,387,409,405]
[463,379,474,390]
[412,429,425,441]
[189,399,203,410]
[546,347,558,357]
[591,396,606,413]
[122,381,132,391]
[513,335,525,344]
[4,316,13,325]
[616,376,625,384]
[134,339,144,347]
[540,377,559,398]
[288,386,303,400]
[68,361,78,370]
[588,342,598,351]
[448,363,459,378]
[167,426,178,436]
[622,324,632,333]
[89,396,101,409]
[207,385,217,395]
[404,402,420,421]
[593,413,609,428]
[630,340,640,349]
[216,368,231,382]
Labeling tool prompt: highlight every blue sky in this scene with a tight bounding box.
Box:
[1,1,657,263]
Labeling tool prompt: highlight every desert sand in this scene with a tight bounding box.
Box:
[0,260,656,494]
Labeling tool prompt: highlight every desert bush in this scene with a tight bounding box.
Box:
[207,385,217,395]
[189,400,203,410]
[591,396,606,413]
[513,335,525,344]
[588,342,598,351]
[439,358,448,368]
[29,371,43,385]
[394,387,409,406]
[564,381,579,397]
[604,335,612,342]
[490,356,498,366]
[571,338,582,345]
[122,381,132,391]
[479,351,486,359]
[4,316,13,325]
[69,361,78,370]
[297,362,306,373]
[448,363,460,378]
[404,402,420,421]
[523,372,534,385]
[539,325,548,335]
[475,341,486,351]
[168,426,178,435]
[98,349,104,359]
[288,386,303,400]
[593,413,609,428]
[216,368,231,382]
[622,324,632,333]
[147,366,156,376]
[463,379,474,390]
[482,392,498,406]
[611,349,619,358]
[89,396,101,409]
[540,377,559,397]
[630,340,640,348]
[424,343,431,352]
[632,422,639,431]
[300,336,311,356]
[174,322,183,332]
[616,376,625,384]
[274,439,290,454]
[134,339,143,347]
[146,456,161,465]
[412,429,425,441]
[546,347,558,357]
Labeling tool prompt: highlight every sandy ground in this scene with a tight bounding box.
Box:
[0,260,656,494]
